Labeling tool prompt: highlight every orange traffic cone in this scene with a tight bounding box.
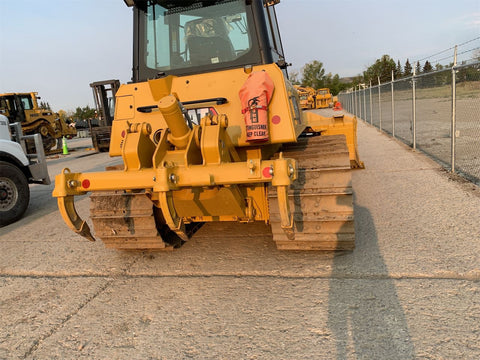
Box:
[333,101,343,111]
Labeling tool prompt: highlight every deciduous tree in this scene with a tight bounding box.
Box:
[301,60,326,89]
[363,55,396,83]
[73,105,96,120]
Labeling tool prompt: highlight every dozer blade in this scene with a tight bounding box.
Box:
[268,135,355,251]
[304,109,364,169]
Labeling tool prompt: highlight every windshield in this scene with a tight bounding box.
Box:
[144,0,255,75]
[19,95,33,110]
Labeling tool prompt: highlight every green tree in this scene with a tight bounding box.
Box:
[395,60,402,78]
[73,105,96,120]
[432,63,449,86]
[351,75,364,87]
[301,60,326,89]
[404,59,412,76]
[457,65,480,82]
[363,55,396,83]
[324,73,344,95]
[422,60,433,73]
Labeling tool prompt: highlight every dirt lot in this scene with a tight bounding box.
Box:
[1,122,479,359]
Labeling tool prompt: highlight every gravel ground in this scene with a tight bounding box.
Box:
[0,122,479,359]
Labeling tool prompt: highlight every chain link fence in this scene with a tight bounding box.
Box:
[339,61,480,185]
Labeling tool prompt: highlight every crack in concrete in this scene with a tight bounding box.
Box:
[21,278,114,359]
[20,257,142,359]
[3,272,479,283]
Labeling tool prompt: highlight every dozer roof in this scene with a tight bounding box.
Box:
[0,92,37,97]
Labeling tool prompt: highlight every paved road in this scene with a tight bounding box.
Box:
[0,122,479,359]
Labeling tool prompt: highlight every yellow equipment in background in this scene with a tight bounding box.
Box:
[53,0,362,251]
[315,88,334,109]
[293,85,316,110]
[0,92,76,152]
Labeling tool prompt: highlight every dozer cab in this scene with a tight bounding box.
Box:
[53,0,362,251]
[0,92,77,152]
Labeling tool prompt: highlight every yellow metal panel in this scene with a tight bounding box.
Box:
[173,187,246,218]
[110,63,304,158]
[115,95,135,120]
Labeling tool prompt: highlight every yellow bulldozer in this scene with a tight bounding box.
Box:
[293,85,316,110]
[315,88,334,109]
[53,0,362,251]
[0,92,76,152]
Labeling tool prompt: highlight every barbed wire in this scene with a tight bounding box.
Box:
[413,36,480,64]
[429,46,480,66]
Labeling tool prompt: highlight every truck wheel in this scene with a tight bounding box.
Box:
[0,161,30,226]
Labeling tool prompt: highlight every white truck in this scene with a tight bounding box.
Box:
[0,114,50,226]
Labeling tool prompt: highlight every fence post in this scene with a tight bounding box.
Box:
[378,76,382,131]
[353,85,358,116]
[353,89,356,115]
[359,86,363,119]
[369,80,373,124]
[391,70,395,138]
[363,86,367,121]
[412,68,417,150]
[361,86,364,118]
[451,46,457,173]
[350,91,353,113]
[351,91,354,113]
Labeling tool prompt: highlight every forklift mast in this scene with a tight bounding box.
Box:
[90,80,121,127]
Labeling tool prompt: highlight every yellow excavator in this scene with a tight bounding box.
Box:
[53,0,362,251]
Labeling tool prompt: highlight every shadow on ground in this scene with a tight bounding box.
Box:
[327,204,416,359]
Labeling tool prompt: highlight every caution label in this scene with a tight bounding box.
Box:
[246,124,267,138]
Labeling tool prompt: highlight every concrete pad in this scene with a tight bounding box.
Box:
[26,277,480,360]
[0,120,479,360]
[0,277,110,359]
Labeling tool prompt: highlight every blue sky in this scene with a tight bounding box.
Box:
[1,0,479,111]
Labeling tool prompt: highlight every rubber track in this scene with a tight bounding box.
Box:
[268,134,355,250]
